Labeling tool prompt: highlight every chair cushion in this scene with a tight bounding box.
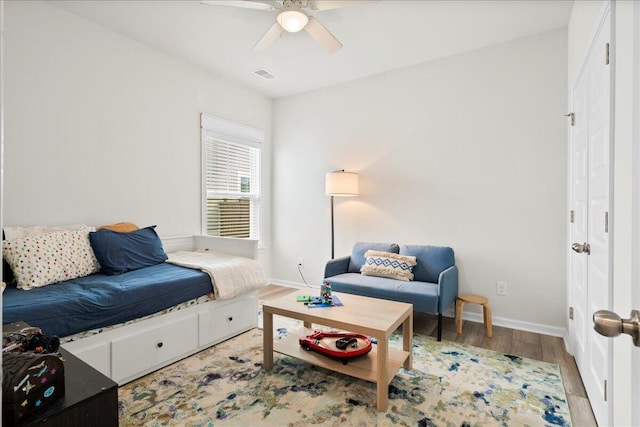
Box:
[348,242,399,273]
[327,273,439,313]
[399,245,455,283]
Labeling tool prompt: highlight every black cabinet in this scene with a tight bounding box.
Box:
[3,323,118,427]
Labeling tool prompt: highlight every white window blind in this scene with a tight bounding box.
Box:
[201,114,263,243]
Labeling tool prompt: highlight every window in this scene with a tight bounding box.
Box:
[201,114,263,244]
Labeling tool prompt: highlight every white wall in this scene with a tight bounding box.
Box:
[2,1,272,273]
[1,0,5,346]
[272,28,568,330]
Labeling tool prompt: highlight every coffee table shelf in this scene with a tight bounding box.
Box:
[274,327,410,384]
[262,292,413,411]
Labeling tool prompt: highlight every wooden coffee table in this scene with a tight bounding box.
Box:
[262,292,413,411]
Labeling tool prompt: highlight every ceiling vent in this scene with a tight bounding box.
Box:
[253,68,277,80]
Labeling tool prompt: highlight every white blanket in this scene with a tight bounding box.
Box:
[166,250,266,300]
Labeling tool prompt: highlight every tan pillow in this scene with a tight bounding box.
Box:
[360,250,417,281]
[97,222,139,233]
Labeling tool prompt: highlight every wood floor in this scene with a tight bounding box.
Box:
[259,284,598,427]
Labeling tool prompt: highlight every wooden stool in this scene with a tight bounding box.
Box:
[455,294,492,338]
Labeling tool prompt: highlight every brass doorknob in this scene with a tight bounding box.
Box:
[593,310,640,347]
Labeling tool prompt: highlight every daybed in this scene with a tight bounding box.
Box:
[324,241,458,341]
[3,226,264,385]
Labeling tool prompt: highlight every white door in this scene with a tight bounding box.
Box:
[569,6,611,426]
[632,4,640,424]
[634,210,640,424]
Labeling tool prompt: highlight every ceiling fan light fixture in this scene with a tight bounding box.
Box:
[277,10,309,33]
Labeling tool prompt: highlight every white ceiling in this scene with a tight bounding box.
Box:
[49,0,573,99]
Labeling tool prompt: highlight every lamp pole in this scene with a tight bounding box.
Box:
[326,170,358,261]
[330,195,335,259]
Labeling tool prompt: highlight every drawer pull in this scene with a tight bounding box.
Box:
[157,342,163,348]
[228,316,233,322]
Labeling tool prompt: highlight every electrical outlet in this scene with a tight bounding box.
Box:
[297,258,304,267]
[496,281,508,296]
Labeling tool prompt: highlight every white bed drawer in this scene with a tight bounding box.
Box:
[61,291,259,385]
[199,297,256,346]
[111,314,198,382]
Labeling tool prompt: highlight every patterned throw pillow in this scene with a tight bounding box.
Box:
[2,225,100,290]
[360,250,417,281]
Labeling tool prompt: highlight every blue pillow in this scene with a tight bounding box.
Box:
[348,242,400,273]
[2,230,16,287]
[89,226,168,275]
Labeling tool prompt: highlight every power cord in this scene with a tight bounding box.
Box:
[297,264,312,288]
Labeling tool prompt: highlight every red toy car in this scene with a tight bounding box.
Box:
[299,330,372,363]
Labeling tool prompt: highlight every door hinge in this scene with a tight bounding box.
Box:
[569,307,574,320]
[570,210,575,223]
[565,112,575,126]
[605,212,609,233]
[604,379,607,401]
[605,43,610,65]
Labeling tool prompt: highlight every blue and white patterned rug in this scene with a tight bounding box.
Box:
[118,315,572,426]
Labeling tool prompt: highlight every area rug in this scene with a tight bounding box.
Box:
[118,316,572,427]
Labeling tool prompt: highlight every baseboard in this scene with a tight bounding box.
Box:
[268,278,320,290]
[563,330,572,354]
[449,307,567,338]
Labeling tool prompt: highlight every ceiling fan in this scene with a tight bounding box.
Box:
[201,0,369,53]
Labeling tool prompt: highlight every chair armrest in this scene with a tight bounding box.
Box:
[324,256,351,278]
[437,265,459,313]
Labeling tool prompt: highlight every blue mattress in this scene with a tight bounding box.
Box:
[3,263,212,338]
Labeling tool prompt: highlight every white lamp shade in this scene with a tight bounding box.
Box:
[326,171,358,196]
[277,10,309,33]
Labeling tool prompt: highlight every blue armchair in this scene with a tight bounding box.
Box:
[324,242,458,341]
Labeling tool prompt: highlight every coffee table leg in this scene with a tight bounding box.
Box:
[376,337,388,411]
[403,312,413,370]
[263,310,274,370]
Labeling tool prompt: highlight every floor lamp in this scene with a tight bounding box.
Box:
[325,170,358,259]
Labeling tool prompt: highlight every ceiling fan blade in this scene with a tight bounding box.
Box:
[304,17,342,53]
[253,22,284,51]
[199,0,276,11]
[308,0,372,11]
